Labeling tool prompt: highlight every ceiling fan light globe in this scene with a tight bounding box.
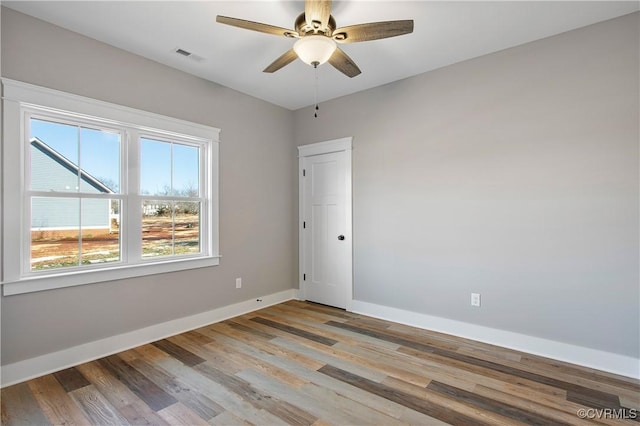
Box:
[294,35,337,66]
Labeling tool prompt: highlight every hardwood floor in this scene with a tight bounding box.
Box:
[2,300,639,425]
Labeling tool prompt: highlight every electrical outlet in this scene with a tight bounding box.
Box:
[471,293,481,307]
[235,278,242,289]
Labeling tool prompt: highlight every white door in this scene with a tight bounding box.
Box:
[298,138,352,310]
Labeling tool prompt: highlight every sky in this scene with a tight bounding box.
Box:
[30,118,200,196]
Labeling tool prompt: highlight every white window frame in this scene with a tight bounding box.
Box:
[2,79,220,295]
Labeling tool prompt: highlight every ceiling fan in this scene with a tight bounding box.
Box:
[216,0,414,78]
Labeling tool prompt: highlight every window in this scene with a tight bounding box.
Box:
[140,137,202,259]
[2,79,220,295]
[29,117,122,271]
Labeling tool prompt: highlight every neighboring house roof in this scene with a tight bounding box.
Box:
[30,137,115,194]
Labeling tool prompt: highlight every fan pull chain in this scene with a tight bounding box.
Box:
[314,62,319,118]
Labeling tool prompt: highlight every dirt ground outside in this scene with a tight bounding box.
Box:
[31,214,200,270]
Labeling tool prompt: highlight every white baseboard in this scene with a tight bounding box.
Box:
[1,289,299,388]
[350,300,639,379]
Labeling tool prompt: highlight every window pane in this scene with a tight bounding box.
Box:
[142,200,173,258]
[81,199,120,265]
[141,200,200,258]
[30,118,79,192]
[80,127,121,193]
[31,197,80,270]
[141,138,171,195]
[174,144,199,196]
[175,202,200,254]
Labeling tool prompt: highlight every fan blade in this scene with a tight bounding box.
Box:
[216,16,298,38]
[333,20,413,43]
[305,0,332,31]
[263,49,299,73]
[328,47,361,78]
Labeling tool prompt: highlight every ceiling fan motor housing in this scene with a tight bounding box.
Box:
[295,13,337,37]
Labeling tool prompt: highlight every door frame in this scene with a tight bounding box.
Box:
[298,137,353,311]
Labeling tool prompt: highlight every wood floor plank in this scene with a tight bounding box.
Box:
[201,336,309,389]
[268,302,350,324]
[520,353,640,392]
[76,360,170,425]
[461,345,637,400]
[0,382,51,426]
[205,322,450,425]
[166,332,246,374]
[566,388,623,410]
[237,367,410,426]
[98,355,178,411]
[253,312,435,387]
[132,343,172,362]
[259,308,401,351]
[195,362,318,425]
[399,345,570,397]
[208,410,253,426]
[150,354,292,425]
[52,366,91,392]
[318,364,504,426]
[68,385,130,426]
[28,374,92,426]
[3,301,638,426]
[271,336,389,383]
[151,338,206,367]
[621,394,640,410]
[286,300,359,320]
[127,355,224,421]
[226,319,278,339]
[471,384,612,426]
[329,319,624,409]
[250,316,338,346]
[215,329,422,421]
[384,375,543,426]
[199,327,427,421]
[334,340,494,391]
[156,402,210,426]
[203,320,326,370]
[427,380,571,425]
[230,318,372,378]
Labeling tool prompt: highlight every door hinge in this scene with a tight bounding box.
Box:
[303,221,306,229]
[303,273,306,281]
[303,169,306,177]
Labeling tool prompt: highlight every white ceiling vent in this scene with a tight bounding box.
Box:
[175,48,191,56]
[174,48,205,62]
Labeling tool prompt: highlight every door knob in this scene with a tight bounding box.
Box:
[338,235,345,241]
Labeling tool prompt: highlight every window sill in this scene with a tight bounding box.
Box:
[1,256,221,296]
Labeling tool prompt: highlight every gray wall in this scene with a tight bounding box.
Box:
[294,13,639,358]
[1,8,297,365]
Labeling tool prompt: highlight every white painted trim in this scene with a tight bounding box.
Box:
[2,256,221,296]
[298,155,306,301]
[298,137,353,310]
[351,300,640,379]
[2,79,220,140]
[0,289,299,387]
[297,137,353,157]
[343,147,353,312]
[30,226,111,231]
[1,79,221,295]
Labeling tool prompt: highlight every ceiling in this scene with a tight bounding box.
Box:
[4,1,638,110]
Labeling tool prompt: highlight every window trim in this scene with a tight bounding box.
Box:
[2,79,221,296]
